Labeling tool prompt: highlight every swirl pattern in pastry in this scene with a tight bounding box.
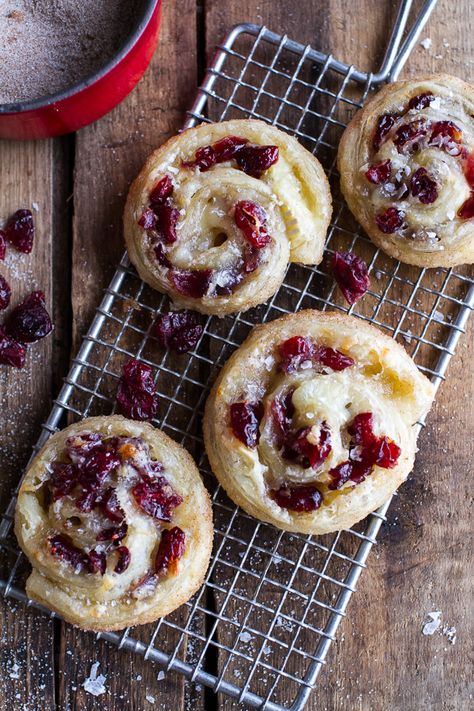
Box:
[124,119,332,314]
[338,74,474,267]
[15,416,213,631]
[204,311,435,534]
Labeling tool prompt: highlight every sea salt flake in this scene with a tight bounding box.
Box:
[420,38,432,50]
[433,309,444,323]
[146,694,156,704]
[239,631,252,643]
[9,662,20,679]
[157,670,165,681]
[83,661,107,697]
[422,610,441,635]
[446,210,455,220]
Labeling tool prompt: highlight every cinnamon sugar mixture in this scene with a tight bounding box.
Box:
[0,0,141,104]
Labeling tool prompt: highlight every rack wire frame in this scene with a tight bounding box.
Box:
[1,21,473,711]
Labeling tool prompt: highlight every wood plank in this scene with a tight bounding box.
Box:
[0,137,58,709]
[59,3,207,710]
[201,1,474,709]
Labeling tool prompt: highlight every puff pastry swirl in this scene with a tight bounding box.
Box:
[15,416,213,631]
[124,119,332,314]
[204,311,434,534]
[338,74,474,267]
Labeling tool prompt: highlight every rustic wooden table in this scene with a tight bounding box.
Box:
[0,1,472,710]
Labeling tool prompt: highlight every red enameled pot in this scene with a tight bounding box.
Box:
[0,0,162,140]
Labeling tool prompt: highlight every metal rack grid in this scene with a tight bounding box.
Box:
[1,13,473,711]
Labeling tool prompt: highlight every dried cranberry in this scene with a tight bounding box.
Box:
[154,243,173,269]
[88,549,107,576]
[183,145,216,171]
[132,476,183,521]
[243,245,261,273]
[155,526,186,575]
[154,204,179,244]
[464,151,474,189]
[66,432,102,464]
[114,546,131,574]
[458,194,474,219]
[430,120,462,144]
[100,488,125,523]
[76,489,99,513]
[375,207,405,234]
[79,449,120,490]
[285,421,332,469]
[371,436,401,468]
[278,336,314,373]
[0,230,6,261]
[182,136,248,171]
[230,401,264,448]
[394,120,427,153]
[235,145,279,178]
[408,93,434,111]
[0,274,11,310]
[328,461,354,490]
[138,208,158,230]
[271,390,295,448]
[49,534,89,572]
[152,311,203,353]
[0,326,26,368]
[49,462,78,501]
[234,201,271,248]
[409,167,438,204]
[271,484,323,512]
[348,412,376,446]
[169,269,212,298]
[5,290,52,343]
[317,346,354,371]
[149,175,174,206]
[332,251,370,305]
[365,159,392,185]
[96,522,128,543]
[373,113,398,151]
[4,209,34,254]
[116,359,158,421]
[214,267,244,295]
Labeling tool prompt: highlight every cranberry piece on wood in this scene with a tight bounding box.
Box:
[114,546,131,574]
[132,476,183,522]
[169,269,212,298]
[365,159,392,185]
[375,207,405,234]
[116,359,158,421]
[155,526,186,575]
[152,310,203,354]
[5,290,52,343]
[235,145,279,178]
[278,336,314,373]
[271,484,323,512]
[234,200,271,248]
[372,113,398,151]
[0,274,11,310]
[408,93,434,111]
[409,167,438,204]
[332,251,370,305]
[0,326,26,368]
[0,230,6,260]
[4,209,35,254]
[230,401,264,448]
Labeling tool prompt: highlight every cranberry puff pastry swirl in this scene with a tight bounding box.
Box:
[204,311,434,534]
[15,416,213,631]
[338,75,474,267]
[124,119,332,314]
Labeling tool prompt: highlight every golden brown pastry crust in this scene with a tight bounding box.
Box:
[15,416,213,631]
[203,310,435,534]
[124,119,332,314]
[338,74,474,267]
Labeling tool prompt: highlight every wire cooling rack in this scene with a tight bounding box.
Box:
[1,10,474,711]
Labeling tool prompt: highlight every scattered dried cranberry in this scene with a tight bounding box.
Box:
[88,549,107,576]
[214,266,244,295]
[365,159,392,185]
[138,208,158,230]
[410,167,438,204]
[132,476,183,521]
[154,243,173,268]
[79,449,120,490]
[271,484,323,512]
[430,120,462,144]
[155,526,186,575]
[96,522,127,543]
[114,546,131,574]
[154,204,179,244]
[116,359,158,421]
[99,487,126,522]
[371,436,401,468]
[278,336,314,373]
[230,401,264,448]
[464,151,474,189]
[394,120,427,153]
[0,230,6,261]
[408,93,434,111]
[317,346,354,371]
[0,274,11,310]
[183,145,216,171]
[0,326,26,368]
[332,251,370,305]
[327,461,354,490]
[49,534,89,572]
[243,245,262,274]
[234,200,271,248]
[348,412,376,446]
[169,269,212,298]
[235,145,279,178]
[149,175,174,206]
[182,136,248,171]
[285,421,332,469]
[375,207,405,234]
[271,389,295,448]
[49,462,78,501]
[152,310,203,353]
[5,290,52,343]
[4,209,34,254]
[458,194,474,219]
[373,113,398,151]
